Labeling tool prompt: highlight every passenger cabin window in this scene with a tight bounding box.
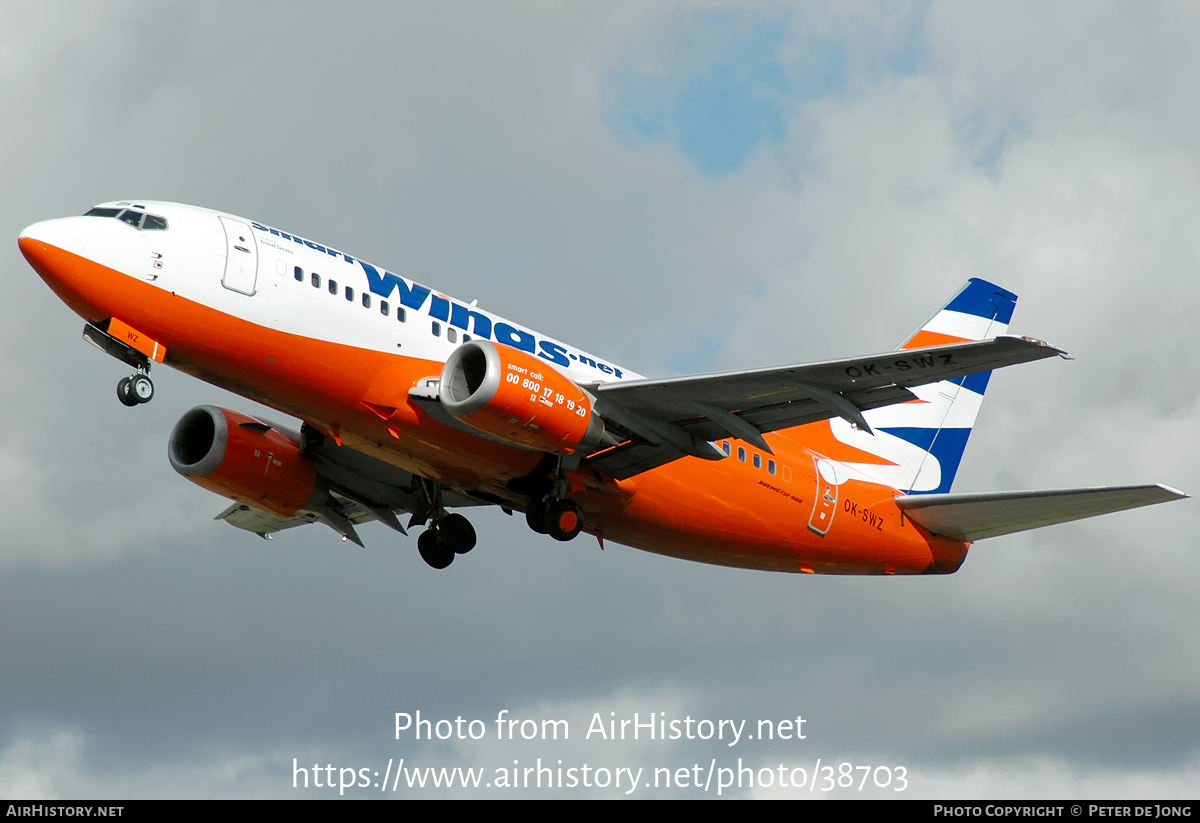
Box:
[380,300,389,316]
[328,279,338,295]
[768,459,777,476]
[722,441,731,456]
[463,334,471,343]
[397,307,407,323]
[361,293,371,309]
[753,453,762,469]
[294,266,304,282]
[782,466,792,482]
[432,321,441,337]
[447,327,458,343]
[737,447,746,462]
[345,285,354,302]
[311,272,321,288]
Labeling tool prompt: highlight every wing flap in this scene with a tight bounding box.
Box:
[894,484,1188,541]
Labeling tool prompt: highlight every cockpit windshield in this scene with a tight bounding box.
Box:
[85,206,169,231]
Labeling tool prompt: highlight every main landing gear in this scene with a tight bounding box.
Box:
[510,454,586,543]
[410,478,478,569]
[117,371,154,407]
[525,497,584,542]
[417,514,477,569]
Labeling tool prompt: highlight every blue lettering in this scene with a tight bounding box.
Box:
[450,304,493,339]
[537,340,569,367]
[494,323,535,353]
[358,261,430,309]
[240,225,627,378]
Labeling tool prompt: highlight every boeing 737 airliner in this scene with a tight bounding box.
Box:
[17,201,1186,572]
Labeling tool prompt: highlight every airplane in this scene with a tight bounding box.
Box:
[16,200,1187,573]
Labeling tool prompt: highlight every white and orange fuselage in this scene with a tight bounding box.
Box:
[19,201,986,574]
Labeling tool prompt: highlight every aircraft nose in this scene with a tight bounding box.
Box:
[19,217,88,258]
[18,217,101,310]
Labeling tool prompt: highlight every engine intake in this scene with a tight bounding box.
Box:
[439,340,604,455]
[168,405,318,516]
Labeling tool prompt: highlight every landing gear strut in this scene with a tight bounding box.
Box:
[117,372,154,406]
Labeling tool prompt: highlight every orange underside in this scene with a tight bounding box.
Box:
[21,238,968,575]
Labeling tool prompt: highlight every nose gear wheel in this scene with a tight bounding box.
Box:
[117,373,154,406]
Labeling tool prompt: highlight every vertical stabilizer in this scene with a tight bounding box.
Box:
[810,279,1018,494]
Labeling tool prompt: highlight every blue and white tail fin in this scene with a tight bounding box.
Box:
[823,279,1017,494]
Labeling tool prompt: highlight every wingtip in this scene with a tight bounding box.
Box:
[1009,335,1072,359]
[1157,483,1190,500]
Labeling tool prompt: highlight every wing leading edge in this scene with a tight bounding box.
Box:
[895,484,1188,542]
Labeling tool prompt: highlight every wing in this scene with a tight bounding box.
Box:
[894,484,1188,541]
[583,335,1066,479]
[214,424,485,545]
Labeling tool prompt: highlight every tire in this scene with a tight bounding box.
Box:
[439,513,477,554]
[417,528,454,569]
[546,499,584,542]
[525,499,549,534]
[129,374,154,404]
[116,377,139,407]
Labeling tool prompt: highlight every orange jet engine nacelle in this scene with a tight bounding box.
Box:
[168,405,318,516]
[439,340,606,456]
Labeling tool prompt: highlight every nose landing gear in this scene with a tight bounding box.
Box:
[117,372,154,406]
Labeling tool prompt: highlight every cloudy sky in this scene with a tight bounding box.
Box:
[1,0,1198,798]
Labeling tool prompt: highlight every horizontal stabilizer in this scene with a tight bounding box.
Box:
[895,484,1188,541]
